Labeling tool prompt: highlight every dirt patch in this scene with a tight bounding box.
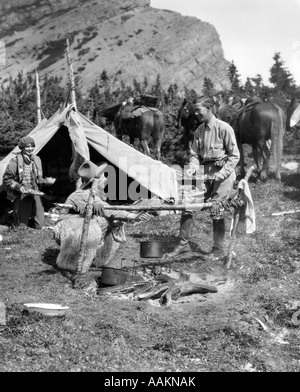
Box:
[0,136,300,372]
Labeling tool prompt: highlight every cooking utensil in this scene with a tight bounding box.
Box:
[24,303,70,317]
[140,241,163,258]
[100,267,131,286]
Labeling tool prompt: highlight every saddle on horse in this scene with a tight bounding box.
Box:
[120,105,158,121]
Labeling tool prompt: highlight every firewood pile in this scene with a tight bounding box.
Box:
[97,265,218,306]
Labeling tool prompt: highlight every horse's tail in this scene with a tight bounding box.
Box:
[270,104,286,181]
[151,111,164,144]
[152,111,165,160]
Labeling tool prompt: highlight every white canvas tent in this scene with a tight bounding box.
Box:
[0,105,179,204]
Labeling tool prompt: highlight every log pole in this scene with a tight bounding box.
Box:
[75,178,99,275]
[65,38,76,108]
[56,202,214,211]
[35,69,42,124]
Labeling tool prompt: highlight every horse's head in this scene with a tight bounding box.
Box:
[93,108,107,128]
[217,102,241,126]
[177,99,198,122]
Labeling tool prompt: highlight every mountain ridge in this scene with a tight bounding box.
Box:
[0,0,231,93]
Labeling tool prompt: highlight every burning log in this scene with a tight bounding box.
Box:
[97,272,218,306]
[137,281,218,306]
[159,286,181,306]
[137,284,171,301]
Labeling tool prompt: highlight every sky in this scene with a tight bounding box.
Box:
[150,0,300,86]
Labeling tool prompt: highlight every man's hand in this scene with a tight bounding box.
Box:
[135,212,151,222]
[185,168,196,177]
[93,201,105,216]
[213,172,225,182]
[19,186,26,193]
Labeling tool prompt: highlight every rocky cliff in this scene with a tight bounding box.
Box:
[0,0,231,93]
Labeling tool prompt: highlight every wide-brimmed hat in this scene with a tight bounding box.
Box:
[78,160,108,189]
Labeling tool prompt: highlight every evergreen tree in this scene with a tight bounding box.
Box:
[183,87,198,103]
[269,52,296,95]
[244,77,254,96]
[151,74,162,95]
[228,61,241,93]
[100,70,109,85]
[201,77,216,98]
[133,77,142,94]
[142,76,148,93]
[251,74,263,96]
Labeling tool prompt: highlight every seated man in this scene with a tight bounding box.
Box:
[53,160,150,274]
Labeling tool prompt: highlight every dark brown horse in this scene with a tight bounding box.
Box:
[218,98,286,181]
[93,100,165,160]
[177,97,221,149]
[176,99,200,149]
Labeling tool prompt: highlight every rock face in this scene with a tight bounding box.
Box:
[0,0,231,93]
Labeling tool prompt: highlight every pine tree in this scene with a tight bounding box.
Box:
[251,74,263,96]
[269,52,296,95]
[244,77,254,96]
[142,76,148,93]
[133,77,142,94]
[228,61,241,93]
[201,77,216,98]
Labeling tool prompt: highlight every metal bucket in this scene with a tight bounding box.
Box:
[100,267,131,286]
[140,241,163,258]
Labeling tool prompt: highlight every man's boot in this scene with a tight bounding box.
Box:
[164,213,193,257]
[209,218,226,260]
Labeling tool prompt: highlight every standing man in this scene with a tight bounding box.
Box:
[167,98,240,260]
[3,136,55,229]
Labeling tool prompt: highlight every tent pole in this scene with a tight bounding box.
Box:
[35,69,42,124]
[65,38,81,188]
[65,38,76,108]
[65,38,92,281]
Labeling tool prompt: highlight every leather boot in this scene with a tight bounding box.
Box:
[163,213,193,258]
[179,213,193,242]
[209,218,226,259]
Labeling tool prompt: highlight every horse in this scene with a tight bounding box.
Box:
[93,100,165,160]
[177,97,221,149]
[176,99,200,149]
[286,90,300,134]
[217,97,286,181]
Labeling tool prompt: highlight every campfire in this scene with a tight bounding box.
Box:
[96,263,218,307]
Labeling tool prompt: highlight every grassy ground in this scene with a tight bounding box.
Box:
[0,135,300,372]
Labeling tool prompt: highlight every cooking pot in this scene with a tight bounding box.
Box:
[140,241,163,258]
[100,267,131,286]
